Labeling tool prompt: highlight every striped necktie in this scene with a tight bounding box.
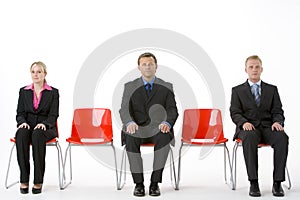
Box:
[251,84,260,106]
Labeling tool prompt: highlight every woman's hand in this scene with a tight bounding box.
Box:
[34,123,46,131]
[18,123,30,130]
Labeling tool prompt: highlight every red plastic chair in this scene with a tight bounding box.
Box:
[61,108,118,189]
[5,124,63,189]
[232,138,291,190]
[118,142,177,190]
[177,108,233,189]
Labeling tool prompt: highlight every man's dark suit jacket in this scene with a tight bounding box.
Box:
[230,80,285,140]
[119,77,178,145]
[16,86,59,133]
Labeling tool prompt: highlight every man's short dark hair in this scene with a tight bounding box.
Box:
[138,52,157,65]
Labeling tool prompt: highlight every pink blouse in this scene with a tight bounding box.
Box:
[24,83,52,110]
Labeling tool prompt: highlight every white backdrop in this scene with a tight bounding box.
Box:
[0,0,299,199]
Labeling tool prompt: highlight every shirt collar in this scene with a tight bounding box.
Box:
[248,79,261,87]
[24,83,52,91]
[142,76,156,86]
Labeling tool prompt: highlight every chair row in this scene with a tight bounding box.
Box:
[5,108,291,191]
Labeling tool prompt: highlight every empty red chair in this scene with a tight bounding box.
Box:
[177,108,233,189]
[61,108,118,189]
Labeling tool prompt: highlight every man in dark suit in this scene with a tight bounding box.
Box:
[119,52,178,197]
[230,55,289,197]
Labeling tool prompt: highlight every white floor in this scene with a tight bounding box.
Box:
[1,144,299,200]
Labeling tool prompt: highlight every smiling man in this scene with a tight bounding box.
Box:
[230,55,289,197]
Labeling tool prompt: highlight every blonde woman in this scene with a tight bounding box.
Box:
[16,61,59,194]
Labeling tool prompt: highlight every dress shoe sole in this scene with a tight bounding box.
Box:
[133,193,145,197]
[249,192,261,197]
[273,193,284,197]
[272,190,284,197]
[149,193,161,196]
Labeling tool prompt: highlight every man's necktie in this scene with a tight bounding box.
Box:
[251,84,260,106]
[146,83,151,97]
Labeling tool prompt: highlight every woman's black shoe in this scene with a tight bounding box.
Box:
[32,187,42,194]
[20,187,29,194]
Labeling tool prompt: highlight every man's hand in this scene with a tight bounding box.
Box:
[159,122,170,133]
[126,122,138,134]
[272,122,284,131]
[242,122,255,131]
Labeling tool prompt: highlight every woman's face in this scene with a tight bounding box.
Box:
[30,64,46,84]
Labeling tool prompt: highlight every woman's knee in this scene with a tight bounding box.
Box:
[15,128,30,140]
[32,129,46,144]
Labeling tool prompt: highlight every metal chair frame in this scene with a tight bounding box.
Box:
[61,142,119,189]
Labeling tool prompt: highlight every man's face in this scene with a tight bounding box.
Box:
[138,57,157,80]
[245,58,263,83]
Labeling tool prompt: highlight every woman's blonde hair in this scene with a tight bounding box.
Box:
[30,61,47,74]
[30,61,47,83]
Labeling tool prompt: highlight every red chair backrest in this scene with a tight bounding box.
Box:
[71,108,113,142]
[182,109,224,141]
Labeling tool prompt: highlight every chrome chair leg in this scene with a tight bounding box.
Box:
[5,143,19,189]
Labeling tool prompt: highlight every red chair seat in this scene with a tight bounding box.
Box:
[182,137,228,145]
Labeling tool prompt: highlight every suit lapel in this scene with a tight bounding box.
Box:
[24,90,34,112]
[243,81,257,107]
[259,81,267,108]
[136,77,148,100]
[147,78,163,102]
[37,90,51,112]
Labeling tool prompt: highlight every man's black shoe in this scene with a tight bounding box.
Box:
[149,183,160,196]
[272,182,284,197]
[133,184,145,197]
[249,182,261,197]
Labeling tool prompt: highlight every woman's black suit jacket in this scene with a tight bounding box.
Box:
[16,86,59,133]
